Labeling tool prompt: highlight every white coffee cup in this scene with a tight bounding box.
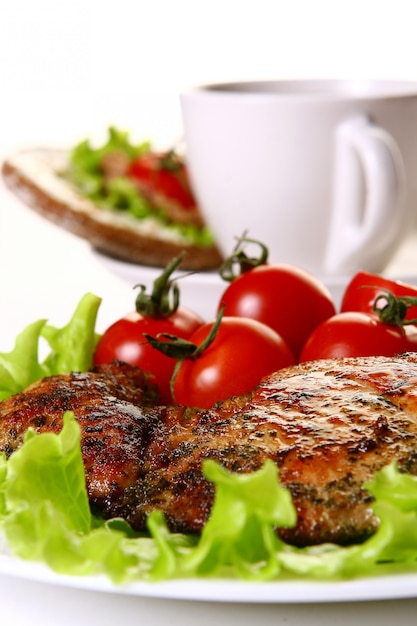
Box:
[181,80,417,277]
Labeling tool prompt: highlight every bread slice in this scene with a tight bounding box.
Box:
[1,148,223,271]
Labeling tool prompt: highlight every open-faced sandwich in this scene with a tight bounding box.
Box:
[1,127,223,271]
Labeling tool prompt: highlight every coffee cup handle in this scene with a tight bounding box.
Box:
[324,115,407,275]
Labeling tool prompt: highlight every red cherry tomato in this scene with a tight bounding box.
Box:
[219,264,336,360]
[173,317,295,409]
[299,311,408,362]
[129,152,196,209]
[94,254,204,403]
[94,307,203,404]
[341,272,417,323]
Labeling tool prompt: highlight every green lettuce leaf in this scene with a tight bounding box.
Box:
[0,320,47,400]
[41,292,101,375]
[146,459,296,582]
[0,293,101,401]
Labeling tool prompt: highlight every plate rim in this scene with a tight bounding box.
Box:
[2,550,417,604]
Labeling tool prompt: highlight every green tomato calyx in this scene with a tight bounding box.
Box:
[134,253,185,318]
[219,234,269,282]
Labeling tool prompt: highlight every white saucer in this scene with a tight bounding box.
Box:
[91,249,417,321]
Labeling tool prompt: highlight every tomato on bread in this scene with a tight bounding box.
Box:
[1,128,222,271]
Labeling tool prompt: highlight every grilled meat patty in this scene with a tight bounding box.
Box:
[2,354,417,546]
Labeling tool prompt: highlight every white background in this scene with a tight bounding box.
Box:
[1,0,417,151]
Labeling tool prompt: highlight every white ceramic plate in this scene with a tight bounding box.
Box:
[2,546,417,604]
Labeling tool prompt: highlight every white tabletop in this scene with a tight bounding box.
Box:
[2,161,417,625]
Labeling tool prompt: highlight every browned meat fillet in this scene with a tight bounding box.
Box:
[0,362,162,509]
[2,353,417,547]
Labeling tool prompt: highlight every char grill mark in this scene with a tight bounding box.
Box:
[2,354,417,546]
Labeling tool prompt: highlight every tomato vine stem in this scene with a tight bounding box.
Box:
[134,253,184,318]
[144,306,226,405]
[219,234,269,282]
